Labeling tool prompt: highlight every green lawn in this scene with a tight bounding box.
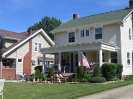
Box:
[1,81,133,99]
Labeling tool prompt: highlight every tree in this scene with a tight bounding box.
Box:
[29,16,61,40]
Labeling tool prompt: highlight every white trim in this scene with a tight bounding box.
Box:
[79,28,90,38]
[67,31,76,44]
[2,28,54,57]
[94,26,103,41]
[123,10,133,22]
[17,58,23,63]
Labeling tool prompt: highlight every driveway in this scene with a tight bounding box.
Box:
[78,84,133,99]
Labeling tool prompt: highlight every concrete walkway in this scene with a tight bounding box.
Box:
[78,84,133,99]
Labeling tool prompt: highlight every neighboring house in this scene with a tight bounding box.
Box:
[40,0,133,77]
[0,28,54,79]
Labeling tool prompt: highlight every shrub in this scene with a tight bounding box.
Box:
[34,66,42,72]
[40,73,47,80]
[89,77,106,83]
[77,66,83,77]
[35,69,41,79]
[93,66,100,77]
[124,75,133,81]
[102,63,118,81]
[116,64,123,79]
[48,67,54,78]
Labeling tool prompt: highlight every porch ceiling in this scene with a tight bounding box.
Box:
[40,42,119,54]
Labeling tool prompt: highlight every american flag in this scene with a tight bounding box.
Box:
[81,52,90,68]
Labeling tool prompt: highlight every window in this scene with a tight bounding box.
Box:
[127,52,130,65]
[102,53,105,62]
[95,27,102,40]
[80,29,90,38]
[34,43,42,52]
[68,32,75,43]
[129,28,132,40]
[17,58,23,63]
[111,52,117,63]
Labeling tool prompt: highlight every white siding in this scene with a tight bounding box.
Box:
[120,15,133,75]
[32,33,54,73]
[54,23,120,47]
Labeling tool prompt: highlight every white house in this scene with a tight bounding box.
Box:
[40,0,133,77]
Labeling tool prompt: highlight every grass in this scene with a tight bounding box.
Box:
[1,81,133,99]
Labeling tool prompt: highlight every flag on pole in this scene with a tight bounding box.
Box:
[81,52,90,68]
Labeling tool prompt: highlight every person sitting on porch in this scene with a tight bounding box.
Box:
[58,69,66,82]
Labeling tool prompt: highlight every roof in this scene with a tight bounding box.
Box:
[0,29,54,57]
[51,8,133,33]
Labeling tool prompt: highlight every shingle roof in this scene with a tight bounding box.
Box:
[0,29,39,53]
[51,8,133,33]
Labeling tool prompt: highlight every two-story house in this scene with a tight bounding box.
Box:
[0,28,54,79]
[41,0,133,77]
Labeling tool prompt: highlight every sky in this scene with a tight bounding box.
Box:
[0,0,129,33]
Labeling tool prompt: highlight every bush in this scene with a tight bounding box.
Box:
[102,63,118,81]
[34,66,42,72]
[72,66,91,82]
[48,67,54,78]
[124,75,133,81]
[89,77,106,83]
[35,69,41,79]
[93,66,100,77]
[116,64,123,79]
[77,66,83,77]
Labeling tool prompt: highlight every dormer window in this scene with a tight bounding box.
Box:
[80,29,90,38]
[68,32,75,43]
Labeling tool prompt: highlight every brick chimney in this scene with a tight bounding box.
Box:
[27,28,32,35]
[129,0,133,8]
[73,14,78,19]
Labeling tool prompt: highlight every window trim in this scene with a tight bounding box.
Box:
[127,52,131,66]
[34,42,42,52]
[17,58,23,63]
[94,27,103,40]
[80,28,90,38]
[67,31,75,43]
[129,28,132,41]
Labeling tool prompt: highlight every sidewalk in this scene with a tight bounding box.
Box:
[78,84,133,99]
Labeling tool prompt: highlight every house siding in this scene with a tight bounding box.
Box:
[120,14,133,75]
[32,33,53,73]
[55,23,120,47]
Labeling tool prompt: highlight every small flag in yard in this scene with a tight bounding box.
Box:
[81,52,90,68]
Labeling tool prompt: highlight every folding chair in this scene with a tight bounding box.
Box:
[0,79,5,99]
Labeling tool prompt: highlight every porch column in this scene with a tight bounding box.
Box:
[42,54,45,73]
[99,49,103,67]
[78,50,81,66]
[58,52,61,70]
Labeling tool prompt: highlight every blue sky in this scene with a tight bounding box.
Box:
[0,0,129,33]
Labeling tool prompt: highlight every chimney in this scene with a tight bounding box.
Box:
[73,13,78,19]
[27,28,32,35]
[129,0,133,8]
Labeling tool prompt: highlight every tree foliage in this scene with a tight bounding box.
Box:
[29,16,62,40]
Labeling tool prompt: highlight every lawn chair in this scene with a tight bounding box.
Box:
[0,79,5,99]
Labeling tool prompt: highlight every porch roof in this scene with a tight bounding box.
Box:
[40,42,119,54]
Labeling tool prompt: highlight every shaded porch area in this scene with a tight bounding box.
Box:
[40,42,119,73]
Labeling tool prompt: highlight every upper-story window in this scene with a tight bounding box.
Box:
[129,28,132,40]
[127,52,131,66]
[80,29,90,38]
[68,32,75,43]
[34,42,42,52]
[95,27,102,40]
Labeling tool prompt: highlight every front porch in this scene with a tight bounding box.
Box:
[40,42,119,73]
